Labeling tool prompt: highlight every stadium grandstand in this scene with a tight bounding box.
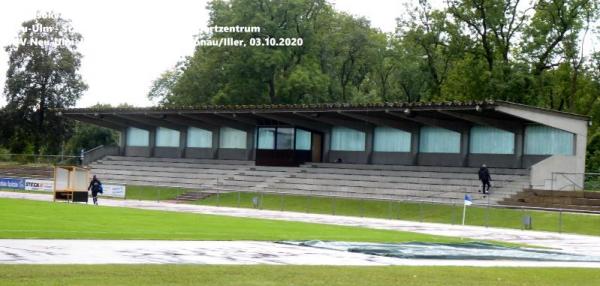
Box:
[60,100,590,205]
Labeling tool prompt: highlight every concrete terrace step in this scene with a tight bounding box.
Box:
[92,161,528,183]
[297,167,529,182]
[92,169,276,183]
[302,162,530,176]
[90,163,243,175]
[218,181,510,200]
[93,161,248,171]
[94,160,304,175]
[219,178,519,194]
[91,165,528,192]
[279,176,528,189]
[270,180,523,194]
[90,156,529,206]
[104,156,254,166]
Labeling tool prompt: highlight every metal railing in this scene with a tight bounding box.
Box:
[552,172,600,191]
[112,184,600,236]
[6,180,600,235]
[82,145,120,166]
[0,153,81,165]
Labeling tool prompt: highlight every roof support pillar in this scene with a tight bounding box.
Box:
[179,129,187,158]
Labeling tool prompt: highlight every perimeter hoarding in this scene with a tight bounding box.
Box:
[0,178,25,189]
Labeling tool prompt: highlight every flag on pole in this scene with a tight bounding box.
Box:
[464,194,472,206]
[462,194,472,226]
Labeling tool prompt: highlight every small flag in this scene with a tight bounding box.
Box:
[464,194,473,206]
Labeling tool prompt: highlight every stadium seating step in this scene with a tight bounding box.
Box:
[90,156,531,206]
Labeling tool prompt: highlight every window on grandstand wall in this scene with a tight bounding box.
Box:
[220,127,247,149]
[373,127,411,152]
[276,128,294,150]
[470,125,515,154]
[331,127,366,151]
[419,126,461,153]
[257,127,275,150]
[126,127,150,147]
[525,125,574,155]
[187,127,212,148]
[156,127,180,147]
[295,129,312,150]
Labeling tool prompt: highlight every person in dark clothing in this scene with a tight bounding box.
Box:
[88,175,102,205]
[478,164,492,194]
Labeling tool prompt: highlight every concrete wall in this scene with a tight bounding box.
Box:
[530,155,584,190]
[496,105,588,190]
[218,149,248,160]
[125,147,151,157]
[418,153,463,166]
[327,151,369,164]
[185,148,216,159]
[371,152,414,165]
[522,155,550,168]
[468,154,520,168]
[154,147,180,158]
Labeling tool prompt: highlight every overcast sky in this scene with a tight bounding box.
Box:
[0,0,473,108]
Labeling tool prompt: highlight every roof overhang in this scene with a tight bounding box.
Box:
[59,100,590,132]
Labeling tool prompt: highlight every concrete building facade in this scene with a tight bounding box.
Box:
[62,100,590,190]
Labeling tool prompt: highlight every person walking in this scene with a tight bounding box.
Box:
[88,175,102,205]
[478,164,492,194]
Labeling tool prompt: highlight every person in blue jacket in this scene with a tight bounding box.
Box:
[87,175,102,205]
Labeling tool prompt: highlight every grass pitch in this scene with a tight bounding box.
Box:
[117,185,600,237]
[7,185,600,237]
[1,265,599,286]
[0,198,466,243]
[194,191,600,236]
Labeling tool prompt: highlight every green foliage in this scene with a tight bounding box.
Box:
[157,0,386,105]
[3,13,87,155]
[587,133,600,172]
[64,122,118,155]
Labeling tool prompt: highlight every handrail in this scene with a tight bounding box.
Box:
[1,154,79,158]
[83,145,105,155]
[551,172,593,191]
[174,186,600,215]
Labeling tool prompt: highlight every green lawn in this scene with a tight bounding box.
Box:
[1,186,186,201]
[125,185,187,201]
[0,198,467,243]
[194,191,600,236]
[10,184,600,236]
[1,265,599,286]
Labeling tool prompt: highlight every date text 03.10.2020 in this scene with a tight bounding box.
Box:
[249,37,303,47]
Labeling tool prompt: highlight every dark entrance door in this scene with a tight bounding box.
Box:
[255,127,319,166]
[311,133,322,163]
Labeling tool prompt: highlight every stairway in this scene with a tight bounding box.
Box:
[500,189,600,211]
[89,156,531,205]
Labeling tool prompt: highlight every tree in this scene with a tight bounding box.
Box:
[3,13,87,154]
[148,62,184,106]
[64,122,119,156]
[521,0,597,110]
[150,0,386,105]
